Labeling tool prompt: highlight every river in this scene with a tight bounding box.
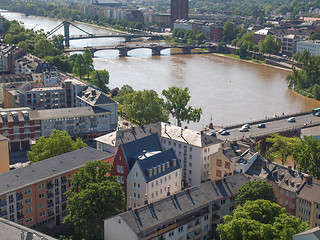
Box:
[2,10,320,130]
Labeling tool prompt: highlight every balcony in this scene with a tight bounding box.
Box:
[47,193,54,199]
[0,211,7,217]
[17,205,23,211]
[48,211,54,217]
[61,179,67,185]
[16,193,23,201]
[47,183,54,190]
[0,201,7,207]
[17,214,24,220]
[48,202,54,208]
[212,214,220,222]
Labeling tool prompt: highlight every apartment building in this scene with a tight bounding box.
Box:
[296,178,320,227]
[126,148,182,208]
[104,173,249,240]
[96,122,222,187]
[0,135,9,174]
[281,34,299,56]
[296,40,320,56]
[0,147,114,229]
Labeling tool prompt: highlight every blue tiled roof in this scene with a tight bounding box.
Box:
[121,134,162,170]
[136,149,180,183]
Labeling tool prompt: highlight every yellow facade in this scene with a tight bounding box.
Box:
[209,145,235,180]
[296,197,320,227]
[0,136,9,174]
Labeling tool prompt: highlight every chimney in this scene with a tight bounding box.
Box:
[167,186,170,196]
[288,166,292,172]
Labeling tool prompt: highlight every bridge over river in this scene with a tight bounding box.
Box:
[65,44,217,57]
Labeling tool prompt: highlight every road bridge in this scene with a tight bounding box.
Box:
[212,111,320,141]
[65,44,217,57]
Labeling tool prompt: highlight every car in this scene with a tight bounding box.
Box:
[220,130,230,135]
[123,121,128,126]
[242,124,250,129]
[258,123,266,128]
[206,131,216,137]
[239,127,249,132]
[316,112,320,117]
[218,129,226,134]
[287,117,296,122]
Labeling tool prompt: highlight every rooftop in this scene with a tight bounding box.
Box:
[77,86,116,106]
[107,173,249,237]
[0,147,114,195]
[293,226,320,239]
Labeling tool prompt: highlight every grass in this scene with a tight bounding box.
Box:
[216,53,265,64]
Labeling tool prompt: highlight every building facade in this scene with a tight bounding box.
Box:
[171,0,189,29]
[0,135,9,174]
[296,40,320,56]
[0,147,114,229]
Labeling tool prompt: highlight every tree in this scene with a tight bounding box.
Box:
[113,84,134,104]
[217,41,226,53]
[90,70,109,93]
[52,34,65,54]
[310,32,320,40]
[27,130,87,163]
[122,89,169,125]
[217,200,310,240]
[64,161,125,240]
[84,48,94,79]
[162,87,202,126]
[236,180,277,205]
[72,54,86,79]
[265,133,300,165]
[222,20,236,43]
[258,35,281,55]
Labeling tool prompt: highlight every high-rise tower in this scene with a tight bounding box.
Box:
[170,0,188,30]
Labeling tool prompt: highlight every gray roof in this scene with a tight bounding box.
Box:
[0,147,114,195]
[136,148,181,183]
[77,86,116,106]
[293,227,320,239]
[121,134,162,169]
[297,178,320,203]
[96,122,222,148]
[34,106,110,119]
[0,217,57,240]
[0,74,33,84]
[245,157,276,179]
[110,173,249,238]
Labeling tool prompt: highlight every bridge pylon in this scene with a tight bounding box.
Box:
[64,22,70,48]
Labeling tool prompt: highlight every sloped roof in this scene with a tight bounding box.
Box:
[121,133,162,170]
[136,148,180,183]
[77,86,116,106]
[108,173,249,238]
[297,178,320,203]
[294,227,320,239]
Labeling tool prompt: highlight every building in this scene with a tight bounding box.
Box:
[104,173,249,240]
[0,147,114,229]
[296,40,320,56]
[126,148,182,208]
[0,135,9,174]
[293,227,320,240]
[281,34,299,56]
[296,178,320,227]
[96,122,222,187]
[171,0,189,29]
[0,217,57,240]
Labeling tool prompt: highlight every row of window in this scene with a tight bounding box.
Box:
[216,159,230,169]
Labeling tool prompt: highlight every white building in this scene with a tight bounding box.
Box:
[296,40,320,56]
[96,122,222,187]
[126,149,181,208]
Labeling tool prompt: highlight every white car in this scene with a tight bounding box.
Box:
[220,130,230,135]
[206,131,216,137]
[287,117,296,122]
[239,127,249,132]
[242,124,250,129]
[218,129,226,134]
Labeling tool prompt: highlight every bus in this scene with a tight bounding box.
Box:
[312,108,320,115]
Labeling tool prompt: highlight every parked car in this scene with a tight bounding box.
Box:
[123,121,129,126]
[220,130,230,135]
[258,123,266,128]
[242,124,250,129]
[206,131,216,137]
[239,127,249,132]
[218,129,226,134]
[287,117,296,122]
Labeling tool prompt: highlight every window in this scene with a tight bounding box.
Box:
[225,162,230,169]
[26,217,33,223]
[151,193,154,198]
[135,172,138,178]
[26,207,32,214]
[221,199,226,205]
[169,230,174,237]
[117,165,124,173]
[40,211,46,218]
[216,170,221,177]
[38,183,45,190]
[137,183,140,189]
[40,202,46,208]
[134,182,136,188]
[39,193,45,199]
[25,188,31,195]
[25,198,32,204]
[204,215,209,221]
[178,226,184,232]
[217,159,222,167]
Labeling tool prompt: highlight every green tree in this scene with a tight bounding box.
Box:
[162,87,202,126]
[64,161,125,240]
[113,84,134,104]
[72,54,86,79]
[258,35,281,55]
[90,70,109,93]
[52,34,65,54]
[313,84,320,100]
[222,20,236,43]
[217,41,226,53]
[84,48,94,79]
[217,200,309,240]
[122,89,169,125]
[311,32,320,40]
[27,130,87,163]
[236,180,277,205]
[34,39,56,58]
[266,133,300,165]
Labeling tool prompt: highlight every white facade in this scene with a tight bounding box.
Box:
[296,41,320,56]
[235,151,259,173]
